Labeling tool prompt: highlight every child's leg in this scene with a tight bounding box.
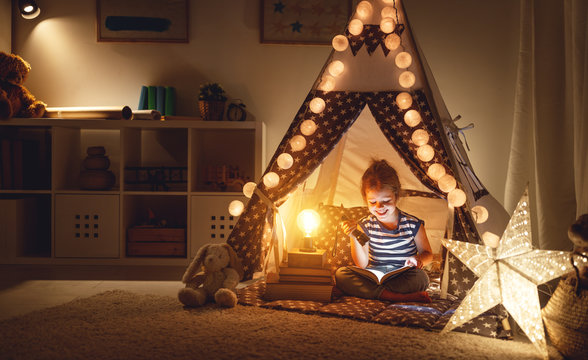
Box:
[334,266,381,299]
[378,268,431,303]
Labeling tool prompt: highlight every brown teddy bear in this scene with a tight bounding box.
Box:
[0,52,46,120]
[569,213,588,289]
[178,243,244,308]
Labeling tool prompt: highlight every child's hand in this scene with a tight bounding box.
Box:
[405,255,423,269]
[341,221,354,235]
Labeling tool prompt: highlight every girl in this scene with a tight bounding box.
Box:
[335,159,433,303]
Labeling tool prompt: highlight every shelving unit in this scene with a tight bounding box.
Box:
[0,117,265,266]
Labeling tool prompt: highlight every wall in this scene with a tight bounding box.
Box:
[0,0,10,52]
[11,0,520,205]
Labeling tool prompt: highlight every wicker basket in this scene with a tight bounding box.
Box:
[542,275,588,359]
[198,100,225,121]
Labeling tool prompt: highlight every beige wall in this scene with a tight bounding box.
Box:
[0,0,10,52]
[10,0,519,205]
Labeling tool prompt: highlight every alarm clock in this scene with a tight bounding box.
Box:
[227,100,247,121]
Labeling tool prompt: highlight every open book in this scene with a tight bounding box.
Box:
[349,265,411,285]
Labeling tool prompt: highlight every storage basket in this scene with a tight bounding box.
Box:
[198,100,225,121]
[542,274,588,359]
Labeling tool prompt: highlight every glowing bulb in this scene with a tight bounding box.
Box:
[411,129,429,146]
[309,97,326,113]
[355,1,373,18]
[438,174,457,193]
[297,209,321,237]
[482,231,500,248]
[277,153,294,169]
[332,35,349,51]
[385,34,401,50]
[380,17,395,34]
[417,144,435,162]
[348,19,364,36]
[290,135,306,151]
[24,5,34,12]
[427,163,446,181]
[328,60,345,77]
[381,7,396,19]
[243,182,256,198]
[319,75,335,92]
[471,205,489,224]
[395,92,413,109]
[300,119,317,136]
[448,188,467,207]
[399,71,416,88]
[395,52,412,68]
[404,109,422,127]
[263,172,280,188]
[228,200,244,216]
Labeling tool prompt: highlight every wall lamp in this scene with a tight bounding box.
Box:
[18,0,41,19]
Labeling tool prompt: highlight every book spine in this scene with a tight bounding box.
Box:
[164,86,176,116]
[147,86,157,110]
[138,85,148,110]
[156,86,165,114]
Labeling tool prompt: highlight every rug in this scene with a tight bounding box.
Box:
[0,290,563,360]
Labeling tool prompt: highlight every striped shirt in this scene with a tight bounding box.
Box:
[358,210,422,268]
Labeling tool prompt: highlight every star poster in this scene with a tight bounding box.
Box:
[441,188,578,358]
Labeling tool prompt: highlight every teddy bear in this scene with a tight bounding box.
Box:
[178,243,244,308]
[0,52,46,120]
[568,213,588,290]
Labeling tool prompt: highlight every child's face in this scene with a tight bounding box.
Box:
[365,186,398,224]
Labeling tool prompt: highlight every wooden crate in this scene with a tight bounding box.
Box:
[127,227,186,257]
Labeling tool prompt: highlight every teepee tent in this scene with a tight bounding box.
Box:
[227,0,510,297]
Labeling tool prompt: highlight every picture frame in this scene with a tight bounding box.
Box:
[97,0,189,43]
[260,0,352,45]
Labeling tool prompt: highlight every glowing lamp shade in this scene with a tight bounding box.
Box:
[263,172,280,189]
[384,34,401,50]
[438,174,457,193]
[228,200,245,217]
[395,92,413,109]
[427,163,446,181]
[395,52,413,68]
[332,35,349,52]
[447,188,467,207]
[328,60,345,77]
[297,209,321,237]
[416,145,435,162]
[404,109,422,127]
[380,17,395,34]
[482,231,500,248]
[300,119,317,136]
[348,19,364,36]
[290,135,307,152]
[381,7,396,19]
[243,181,257,198]
[355,1,373,18]
[399,71,416,88]
[319,75,336,92]
[19,0,40,19]
[411,129,429,146]
[309,97,326,113]
[471,205,489,224]
[277,153,294,169]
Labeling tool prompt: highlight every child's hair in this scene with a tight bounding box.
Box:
[361,159,401,200]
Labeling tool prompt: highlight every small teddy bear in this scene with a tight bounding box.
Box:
[178,243,244,308]
[0,52,46,120]
[568,213,588,290]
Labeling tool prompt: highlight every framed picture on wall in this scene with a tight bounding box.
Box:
[260,0,352,45]
[97,0,189,43]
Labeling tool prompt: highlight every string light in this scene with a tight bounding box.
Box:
[416,144,434,162]
[395,52,412,68]
[381,6,396,19]
[411,129,429,146]
[385,33,401,50]
[355,1,373,19]
[300,119,318,136]
[404,109,422,127]
[438,174,457,193]
[332,35,349,52]
[328,60,345,77]
[243,182,256,198]
[228,200,244,216]
[399,71,416,88]
[447,188,466,207]
[319,75,336,92]
[263,172,279,188]
[427,163,446,181]
[471,205,489,224]
[380,17,395,33]
[277,153,294,169]
[348,19,364,36]
[395,92,412,109]
[309,97,326,113]
[290,135,306,151]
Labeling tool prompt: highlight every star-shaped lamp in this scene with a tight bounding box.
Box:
[441,188,580,358]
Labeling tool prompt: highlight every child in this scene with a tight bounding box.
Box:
[335,159,433,303]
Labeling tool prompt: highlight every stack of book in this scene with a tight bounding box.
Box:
[138,85,176,116]
[264,248,334,302]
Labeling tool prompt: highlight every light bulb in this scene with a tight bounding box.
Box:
[482,231,500,248]
[411,129,429,146]
[380,17,395,34]
[300,119,317,136]
[438,174,457,193]
[332,35,349,52]
[328,60,345,77]
[417,144,435,162]
[385,34,401,50]
[395,92,413,109]
[427,163,446,181]
[404,109,422,127]
[471,205,489,224]
[277,153,294,169]
[448,188,467,207]
[243,182,256,198]
[381,7,396,19]
[356,1,373,19]
[228,200,244,216]
[290,135,306,152]
[399,71,416,88]
[297,209,321,237]
[309,97,326,113]
[263,172,280,188]
[348,19,364,36]
[318,75,336,91]
[395,52,412,68]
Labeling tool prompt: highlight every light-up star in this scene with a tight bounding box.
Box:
[441,188,580,359]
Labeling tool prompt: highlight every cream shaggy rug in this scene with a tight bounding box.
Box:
[0,290,563,360]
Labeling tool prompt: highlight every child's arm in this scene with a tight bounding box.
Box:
[405,226,433,269]
[342,220,370,268]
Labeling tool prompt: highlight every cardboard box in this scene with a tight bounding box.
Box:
[287,248,327,268]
